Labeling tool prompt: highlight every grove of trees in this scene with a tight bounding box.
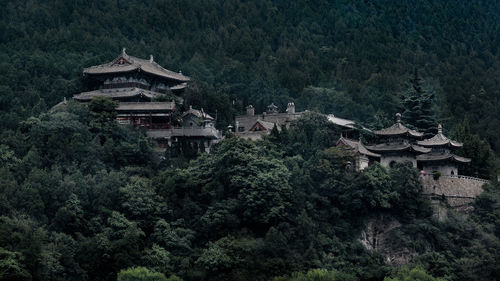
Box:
[1,1,500,280]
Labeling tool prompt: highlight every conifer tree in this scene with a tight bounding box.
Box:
[455,117,495,179]
[400,70,437,137]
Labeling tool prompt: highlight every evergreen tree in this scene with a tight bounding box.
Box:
[400,70,437,137]
[455,117,496,179]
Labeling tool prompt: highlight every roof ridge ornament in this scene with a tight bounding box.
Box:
[122,47,126,55]
[396,113,402,124]
[149,55,153,63]
[438,123,443,134]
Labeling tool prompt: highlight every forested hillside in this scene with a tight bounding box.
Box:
[1,0,500,151]
[1,1,500,281]
[1,102,499,281]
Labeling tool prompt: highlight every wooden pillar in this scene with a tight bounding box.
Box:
[149,113,152,129]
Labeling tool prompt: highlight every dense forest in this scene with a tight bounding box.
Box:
[1,0,500,280]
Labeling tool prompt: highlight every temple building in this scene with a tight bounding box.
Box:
[416,124,471,176]
[234,103,302,140]
[75,48,189,102]
[366,113,430,168]
[337,137,380,170]
[234,102,369,140]
[72,48,221,151]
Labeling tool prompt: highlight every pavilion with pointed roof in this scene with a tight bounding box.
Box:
[416,124,471,176]
[366,113,430,168]
[372,113,423,139]
[337,137,380,170]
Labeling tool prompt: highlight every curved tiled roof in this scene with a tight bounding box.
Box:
[170,83,188,91]
[327,114,372,132]
[84,49,190,82]
[250,120,276,131]
[117,102,175,112]
[337,137,381,158]
[417,124,463,148]
[373,113,423,138]
[365,143,431,154]
[182,106,214,120]
[417,153,471,163]
[73,88,161,101]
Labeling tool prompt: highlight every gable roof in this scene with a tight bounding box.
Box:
[417,124,463,148]
[84,49,190,82]
[337,137,380,158]
[249,120,276,131]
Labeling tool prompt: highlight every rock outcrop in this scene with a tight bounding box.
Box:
[359,215,417,266]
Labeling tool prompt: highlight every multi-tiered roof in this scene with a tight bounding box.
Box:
[416,124,471,164]
[75,48,190,102]
[417,124,463,148]
[372,113,423,138]
[84,48,190,83]
[366,113,430,154]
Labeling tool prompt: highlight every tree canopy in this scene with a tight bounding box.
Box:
[0,1,499,281]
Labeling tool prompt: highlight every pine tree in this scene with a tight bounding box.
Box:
[400,70,437,138]
[455,117,495,179]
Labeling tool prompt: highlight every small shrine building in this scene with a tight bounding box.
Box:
[416,124,471,176]
[337,137,380,170]
[366,113,430,168]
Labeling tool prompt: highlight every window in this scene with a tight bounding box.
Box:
[238,126,245,132]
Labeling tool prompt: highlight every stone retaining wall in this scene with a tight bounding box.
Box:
[421,175,486,212]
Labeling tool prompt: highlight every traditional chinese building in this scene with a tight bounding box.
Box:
[75,48,189,102]
[416,124,471,176]
[234,102,369,140]
[234,103,302,140]
[366,113,430,168]
[337,137,380,170]
[72,48,221,151]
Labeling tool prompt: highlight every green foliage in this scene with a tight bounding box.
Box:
[455,117,496,178]
[0,247,31,281]
[272,268,350,281]
[0,2,499,280]
[2,0,500,155]
[88,97,118,136]
[384,267,444,281]
[142,244,173,276]
[0,104,499,281]
[0,144,20,169]
[400,71,437,137]
[117,267,167,281]
[282,112,341,159]
[389,163,431,220]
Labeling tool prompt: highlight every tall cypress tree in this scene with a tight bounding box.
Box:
[400,70,437,137]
